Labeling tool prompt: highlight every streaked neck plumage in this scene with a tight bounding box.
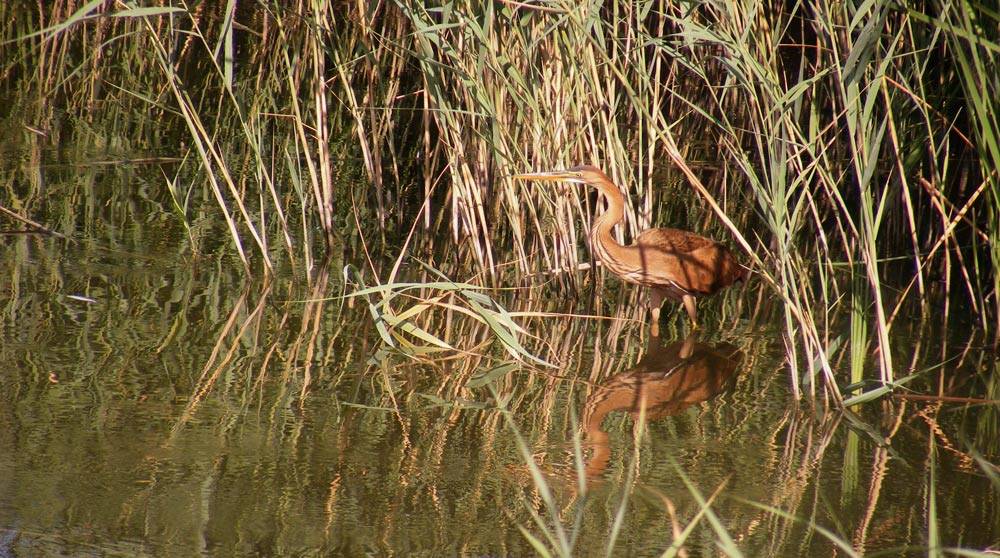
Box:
[586,169,626,246]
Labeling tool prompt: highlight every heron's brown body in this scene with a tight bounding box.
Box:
[515,165,746,327]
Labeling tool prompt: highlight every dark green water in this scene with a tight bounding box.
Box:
[1,126,998,557]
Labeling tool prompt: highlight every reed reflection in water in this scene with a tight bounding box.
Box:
[581,333,742,479]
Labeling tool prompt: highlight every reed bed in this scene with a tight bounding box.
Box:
[4,1,997,399]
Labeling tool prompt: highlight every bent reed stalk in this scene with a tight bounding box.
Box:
[4,1,998,400]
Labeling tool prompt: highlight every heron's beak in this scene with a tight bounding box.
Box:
[513,170,583,183]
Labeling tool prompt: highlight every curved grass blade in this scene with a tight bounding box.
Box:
[733,498,860,557]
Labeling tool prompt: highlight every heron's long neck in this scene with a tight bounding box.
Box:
[589,178,627,253]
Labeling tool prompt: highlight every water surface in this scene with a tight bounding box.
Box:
[1,129,998,557]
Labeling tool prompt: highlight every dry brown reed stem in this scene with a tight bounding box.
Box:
[886,177,991,329]
[0,204,66,238]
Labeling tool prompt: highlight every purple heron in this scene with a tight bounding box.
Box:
[514,165,746,327]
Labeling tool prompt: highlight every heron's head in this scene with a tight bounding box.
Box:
[513,165,610,185]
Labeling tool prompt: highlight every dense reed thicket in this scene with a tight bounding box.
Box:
[2,0,997,399]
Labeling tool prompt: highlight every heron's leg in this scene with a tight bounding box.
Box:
[648,289,666,337]
[682,294,699,328]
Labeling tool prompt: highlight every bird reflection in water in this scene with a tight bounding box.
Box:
[581,333,742,479]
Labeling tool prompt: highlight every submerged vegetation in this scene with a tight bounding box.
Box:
[2,0,1000,555]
